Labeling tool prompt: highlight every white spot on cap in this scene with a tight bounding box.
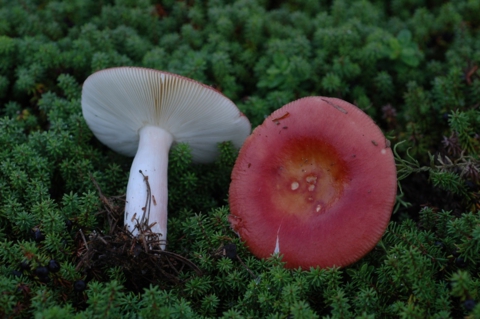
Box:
[381,149,387,155]
[316,204,321,212]
[308,184,315,192]
[306,176,317,183]
[291,181,299,190]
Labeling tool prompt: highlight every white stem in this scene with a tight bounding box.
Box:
[125,125,173,250]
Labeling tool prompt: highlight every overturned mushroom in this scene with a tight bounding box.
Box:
[82,67,251,249]
[229,96,396,269]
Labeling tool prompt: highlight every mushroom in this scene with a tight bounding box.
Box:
[81,67,251,249]
[228,96,397,269]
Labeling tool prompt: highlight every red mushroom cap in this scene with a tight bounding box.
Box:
[228,96,397,269]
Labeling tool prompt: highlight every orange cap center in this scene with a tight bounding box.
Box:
[270,136,349,221]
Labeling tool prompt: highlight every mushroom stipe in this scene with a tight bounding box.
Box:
[228,96,397,269]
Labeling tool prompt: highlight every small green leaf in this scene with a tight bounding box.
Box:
[397,29,412,45]
[272,53,289,70]
[401,47,420,67]
[389,38,401,59]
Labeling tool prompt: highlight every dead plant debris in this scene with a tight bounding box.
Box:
[75,176,202,293]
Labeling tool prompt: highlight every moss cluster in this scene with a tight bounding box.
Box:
[1,0,480,318]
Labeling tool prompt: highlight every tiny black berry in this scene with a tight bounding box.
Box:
[32,229,45,242]
[74,280,86,292]
[11,270,22,277]
[47,260,60,273]
[455,257,467,268]
[35,266,49,277]
[19,261,30,271]
[223,243,237,260]
[464,299,476,311]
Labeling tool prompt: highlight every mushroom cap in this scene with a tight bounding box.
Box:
[81,67,251,162]
[228,96,397,269]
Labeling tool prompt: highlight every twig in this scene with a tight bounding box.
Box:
[236,255,258,280]
[139,170,152,229]
[79,229,89,251]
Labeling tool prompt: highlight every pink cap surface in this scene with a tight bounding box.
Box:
[229,97,397,269]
